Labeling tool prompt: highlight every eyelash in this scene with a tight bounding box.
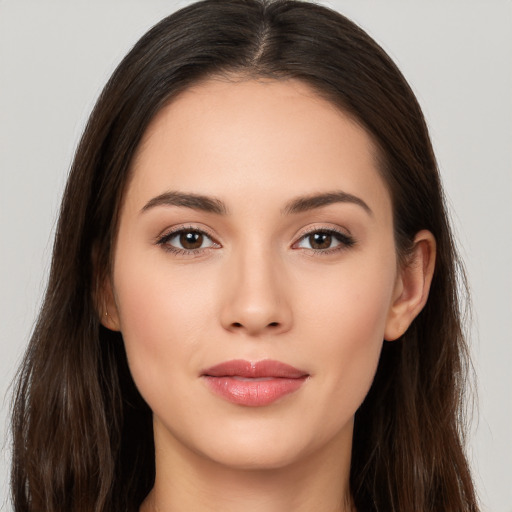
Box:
[156,225,219,256]
[293,228,356,255]
[155,226,356,256]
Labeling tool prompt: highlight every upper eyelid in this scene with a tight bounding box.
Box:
[292,226,356,250]
[156,224,219,243]
[293,224,352,241]
[155,227,221,257]
[154,224,353,247]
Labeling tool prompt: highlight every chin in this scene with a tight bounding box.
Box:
[182,414,352,473]
[203,440,309,471]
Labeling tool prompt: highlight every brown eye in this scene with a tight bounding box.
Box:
[159,229,218,253]
[180,231,204,249]
[308,232,332,250]
[295,229,355,253]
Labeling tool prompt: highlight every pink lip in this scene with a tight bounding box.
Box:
[201,359,309,407]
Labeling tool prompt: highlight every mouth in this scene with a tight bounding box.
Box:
[201,359,309,407]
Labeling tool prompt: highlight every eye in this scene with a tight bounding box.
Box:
[157,228,219,253]
[294,229,355,252]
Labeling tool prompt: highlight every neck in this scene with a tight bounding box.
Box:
[140,419,355,512]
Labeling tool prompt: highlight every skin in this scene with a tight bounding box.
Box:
[102,78,435,512]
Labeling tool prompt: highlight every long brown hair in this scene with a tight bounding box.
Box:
[11,1,478,510]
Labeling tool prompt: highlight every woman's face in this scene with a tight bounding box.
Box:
[107,78,403,470]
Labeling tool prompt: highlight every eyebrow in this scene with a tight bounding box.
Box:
[140,189,372,217]
[141,191,228,215]
[282,191,373,216]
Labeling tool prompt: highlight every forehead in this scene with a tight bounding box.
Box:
[127,78,391,217]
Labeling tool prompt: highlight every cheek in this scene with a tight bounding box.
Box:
[295,252,396,418]
[297,249,396,342]
[111,251,218,400]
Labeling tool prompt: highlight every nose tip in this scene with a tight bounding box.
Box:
[220,256,293,336]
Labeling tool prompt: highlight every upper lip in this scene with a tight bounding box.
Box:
[202,359,309,379]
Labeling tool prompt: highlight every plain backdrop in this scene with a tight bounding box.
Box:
[1,1,511,510]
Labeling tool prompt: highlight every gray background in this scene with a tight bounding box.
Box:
[1,1,511,510]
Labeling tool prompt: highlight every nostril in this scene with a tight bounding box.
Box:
[231,321,279,329]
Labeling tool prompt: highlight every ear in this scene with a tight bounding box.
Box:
[384,230,436,341]
[97,275,121,332]
[92,247,121,332]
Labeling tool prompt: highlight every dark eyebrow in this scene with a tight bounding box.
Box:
[140,191,228,215]
[282,191,373,216]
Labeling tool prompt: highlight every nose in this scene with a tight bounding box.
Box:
[219,247,293,336]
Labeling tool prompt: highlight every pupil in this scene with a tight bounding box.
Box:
[311,233,331,249]
[180,232,203,249]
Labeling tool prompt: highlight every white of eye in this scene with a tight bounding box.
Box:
[166,230,217,250]
[295,231,344,250]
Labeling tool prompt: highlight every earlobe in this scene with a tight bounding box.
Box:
[101,302,121,332]
[93,272,121,331]
[99,277,121,331]
[384,230,436,341]
[92,246,121,331]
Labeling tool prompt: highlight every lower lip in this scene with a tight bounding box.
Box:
[203,376,307,406]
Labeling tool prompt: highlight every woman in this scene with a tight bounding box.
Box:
[10,0,479,510]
